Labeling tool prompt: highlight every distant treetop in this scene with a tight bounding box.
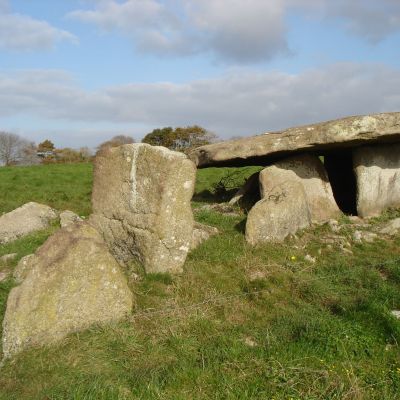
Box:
[142,125,216,153]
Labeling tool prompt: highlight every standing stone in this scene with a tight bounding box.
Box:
[259,154,340,223]
[245,181,311,245]
[0,202,58,244]
[2,222,133,358]
[354,144,400,217]
[91,143,196,274]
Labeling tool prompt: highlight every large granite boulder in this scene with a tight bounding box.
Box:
[91,143,196,274]
[190,112,400,168]
[259,154,340,223]
[2,222,133,358]
[354,144,400,217]
[245,181,311,245]
[0,202,58,244]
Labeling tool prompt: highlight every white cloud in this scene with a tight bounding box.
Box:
[69,0,400,62]
[0,3,77,51]
[1,63,399,145]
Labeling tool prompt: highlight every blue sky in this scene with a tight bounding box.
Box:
[0,0,399,148]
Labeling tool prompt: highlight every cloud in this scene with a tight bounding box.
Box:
[69,0,400,63]
[0,3,77,51]
[69,0,289,62]
[326,0,400,43]
[1,63,399,144]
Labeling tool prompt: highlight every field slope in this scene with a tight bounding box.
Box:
[1,163,400,399]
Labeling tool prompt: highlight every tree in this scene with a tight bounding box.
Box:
[97,135,135,153]
[0,132,32,166]
[37,139,55,152]
[142,125,216,152]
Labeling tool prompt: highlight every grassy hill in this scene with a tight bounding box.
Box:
[1,163,400,399]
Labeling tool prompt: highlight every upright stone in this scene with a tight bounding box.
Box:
[2,223,133,358]
[91,143,196,273]
[259,154,341,223]
[245,181,311,245]
[354,144,400,217]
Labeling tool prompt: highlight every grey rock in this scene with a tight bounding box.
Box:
[379,218,400,236]
[190,222,219,250]
[0,253,17,265]
[60,210,83,228]
[0,202,58,244]
[245,181,311,245]
[2,222,133,358]
[190,112,400,168]
[354,143,400,217]
[259,154,341,223]
[91,143,196,274]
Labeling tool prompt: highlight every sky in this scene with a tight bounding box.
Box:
[0,0,400,149]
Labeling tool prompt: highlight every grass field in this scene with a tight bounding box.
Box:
[1,163,400,399]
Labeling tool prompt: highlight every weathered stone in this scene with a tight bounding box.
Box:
[0,253,17,265]
[245,181,311,245]
[194,203,241,217]
[190,113,400,168]
[259,154,340,223]
[378,218,400,236]
[190,222,219,250]
[13,254,36,284]
[354,144,400,217]
[0,270,10,283]
[60,210,83,228]
[353,230,378,243]
[2,222,133,358]
[0,202,58,244]
[90,143,196,274]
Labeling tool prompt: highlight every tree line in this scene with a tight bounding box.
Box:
[0,125,216,166]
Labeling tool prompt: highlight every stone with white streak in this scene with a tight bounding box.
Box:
[90,143,196,273]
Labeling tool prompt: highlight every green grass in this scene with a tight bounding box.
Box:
[0,163,93,216]
[1,163,400,399]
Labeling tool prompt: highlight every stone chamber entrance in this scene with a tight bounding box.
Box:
[322,150,358,216]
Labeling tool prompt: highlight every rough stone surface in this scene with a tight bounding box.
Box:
[191,222,219,250]
[2,222,133,358]
[354,144,400,217]
[245,181,311,245]
[0,270,10,283]
[13,254,36,284]
[0,202,58,244]
[91,143,196,274]
[190,113,400,168]
[259,154,340,223]
[353,230,378,243]
[379,218,400,236]
[60,210,83,228]
[0,253,17,265]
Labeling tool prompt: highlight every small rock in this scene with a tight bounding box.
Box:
[304,254,316,263]
[379,218,400,236]
[327,219,340,232]
[0,253,18,264]
[60,210,83,228]
[353,231,378,243]
[0,202,58,244]
[0,270,10,283]
[243,337,258,347]
[190,222,219,250]
[353,230,363,243]
[391,310,400,319]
